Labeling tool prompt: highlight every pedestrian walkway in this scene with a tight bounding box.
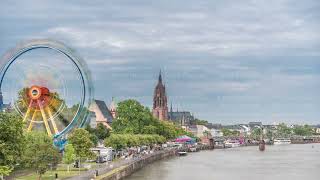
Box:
[67,149,173,180]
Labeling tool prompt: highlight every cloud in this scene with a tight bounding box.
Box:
[1,0,320,123]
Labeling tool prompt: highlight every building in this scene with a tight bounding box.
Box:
[188,125,210,138]
[249,122,263,128]
[168,105,194,126]
[0,90,12,112]
[210,128,223,137]
[89,111,97,128]
[89,100,114,129]
[152,71,168,120]
[109,97,117,119]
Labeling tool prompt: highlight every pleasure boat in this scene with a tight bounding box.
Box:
[273,138,291,145]
[225,140,240,148]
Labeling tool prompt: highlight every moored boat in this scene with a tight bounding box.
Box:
[273,138,291,145]
[225,140,240,148]
[178,151,188,156]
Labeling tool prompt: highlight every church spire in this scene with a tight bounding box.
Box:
[158,70,162,83]
[153,70,168,121]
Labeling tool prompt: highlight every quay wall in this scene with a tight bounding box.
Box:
[97,149,178,180]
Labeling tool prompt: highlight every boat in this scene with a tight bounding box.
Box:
[273,138,291,145]
[189,147,197,152]
[225,140,240,148]
[177,151,188,156]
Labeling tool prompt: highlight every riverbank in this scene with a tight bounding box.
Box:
[65,148,177,180]
[95,148,177,180]
[66,144,211,180]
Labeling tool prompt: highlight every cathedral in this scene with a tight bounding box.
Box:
[152,71,168,120]
[152,71,194,125]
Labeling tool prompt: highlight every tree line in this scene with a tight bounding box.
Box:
[0,99,193,179]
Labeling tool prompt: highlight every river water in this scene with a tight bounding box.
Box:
[126,144,320,180]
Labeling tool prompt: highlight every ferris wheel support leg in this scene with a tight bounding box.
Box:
[46,107,58,134]
[38,101,52,137]
[27,111,37,132]
[23,100,33,122]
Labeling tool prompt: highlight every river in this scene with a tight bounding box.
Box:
[126,144,320,180]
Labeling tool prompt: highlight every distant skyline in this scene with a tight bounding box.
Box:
[1,0,320,124]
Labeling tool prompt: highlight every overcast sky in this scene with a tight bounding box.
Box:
[1,0,320,124]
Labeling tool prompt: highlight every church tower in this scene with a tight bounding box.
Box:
[110,97,117,119]
[152,71,168,120]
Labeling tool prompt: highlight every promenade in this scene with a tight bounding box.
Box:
[67,148,177,180]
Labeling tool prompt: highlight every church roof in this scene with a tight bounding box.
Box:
[93,100,113,123]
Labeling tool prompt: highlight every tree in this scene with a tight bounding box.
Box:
[95,123,110,140]
[63,144,76,172]
[266,129,274,140]
[251,128,262,140]
[112,99,155,134]
[190,119,209,126]
[68,128,94,161]
[276,123,292,138]
[293,125,313,136]
[0,166,12,179]
[85,124,110,146]
[203,130,211,138]
[22,132,60,180]
[111,99,193,141]
[104,134,166,150]
[0,112,25,178]
[221,128,239,137]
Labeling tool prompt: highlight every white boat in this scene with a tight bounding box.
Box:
[178,151,188,156]
[273,138,291,145]
[225,140,240,148]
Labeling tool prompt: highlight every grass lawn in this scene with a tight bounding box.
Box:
[15,168,87,180]
[14,162,106,180]
[15,169,84,180]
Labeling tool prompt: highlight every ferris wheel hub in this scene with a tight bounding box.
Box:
[27,85,51,109]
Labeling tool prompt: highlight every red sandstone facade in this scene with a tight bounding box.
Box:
[152,71,168,120]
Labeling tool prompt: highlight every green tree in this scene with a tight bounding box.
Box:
[276,123,292,138]
[293,125,313,136]
[104,134,126,150]
[111,99,193,140]
[266,129,274,140]
[0,112,25,178]
[221,128,239,137]
[63,144,76,172]
[0,166,12,179]
[104,134,166,150]
[112,99,155,134]
[95,123,110,140]
[251,128,262,140]
[68,129,94,161]
[190,119,209,126]
[22,132,60,180]
[142,125,158,134]
[203,130,211,138]
[85,124,110,146]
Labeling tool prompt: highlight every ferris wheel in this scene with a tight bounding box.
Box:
[0,39,93,147]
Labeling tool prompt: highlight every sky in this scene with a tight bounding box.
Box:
[0,0,320,124]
